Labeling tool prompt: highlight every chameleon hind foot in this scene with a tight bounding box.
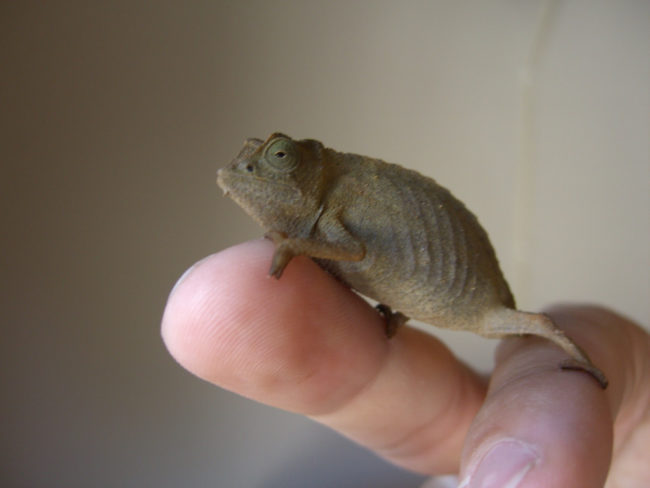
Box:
[375,304,409,338]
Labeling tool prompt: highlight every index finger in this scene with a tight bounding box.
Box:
[161,239,486,474]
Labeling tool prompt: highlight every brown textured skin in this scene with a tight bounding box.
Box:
[216,133,608,388]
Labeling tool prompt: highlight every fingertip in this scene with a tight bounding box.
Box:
[162,240,491,473]
[160,248,252,379]
[161,240,286,381]
[160,239,390,413]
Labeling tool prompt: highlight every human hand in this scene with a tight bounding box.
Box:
[161,240,650,488]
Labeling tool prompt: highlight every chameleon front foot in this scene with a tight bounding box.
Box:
[265,231,293,279]
[560,359,609,389]
[375,304,409,338]
[268,247,293,279]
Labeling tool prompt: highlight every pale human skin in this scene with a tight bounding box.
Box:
[161,240,650,487]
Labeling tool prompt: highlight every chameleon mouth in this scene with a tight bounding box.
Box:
[216,169,230,196]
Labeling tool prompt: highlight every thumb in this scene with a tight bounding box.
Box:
[458,305,648,488]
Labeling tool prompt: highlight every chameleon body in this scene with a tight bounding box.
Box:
[216,133,608,388]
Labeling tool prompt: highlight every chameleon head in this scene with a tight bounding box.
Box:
[216,133,325,230]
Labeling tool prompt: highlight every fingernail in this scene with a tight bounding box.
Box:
[460,440,539,488]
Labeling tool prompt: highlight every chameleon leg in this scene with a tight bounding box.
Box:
[481,309,608,389]
[264,230,364,279]
[375,304,409,338]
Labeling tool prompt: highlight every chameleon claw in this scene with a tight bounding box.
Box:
[268,246,293,279]
[375,304,409,338]
[268,266,284,279]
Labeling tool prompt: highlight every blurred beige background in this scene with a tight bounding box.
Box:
[2,1,648,487]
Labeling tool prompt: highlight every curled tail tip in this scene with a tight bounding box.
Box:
[561,359,609,389]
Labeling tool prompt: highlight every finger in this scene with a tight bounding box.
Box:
[161,239,486,474]
[546,306,650,486]
[458,305,646,488]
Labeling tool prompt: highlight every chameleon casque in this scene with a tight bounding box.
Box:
[216,133,608,389]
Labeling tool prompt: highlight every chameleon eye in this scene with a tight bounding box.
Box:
[264,138,298,172]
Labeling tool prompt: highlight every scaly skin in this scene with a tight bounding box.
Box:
[217,133,608,388]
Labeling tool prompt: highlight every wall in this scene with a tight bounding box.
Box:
[2,2,648,487]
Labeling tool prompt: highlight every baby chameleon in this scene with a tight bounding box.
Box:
[216,133,608,389]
